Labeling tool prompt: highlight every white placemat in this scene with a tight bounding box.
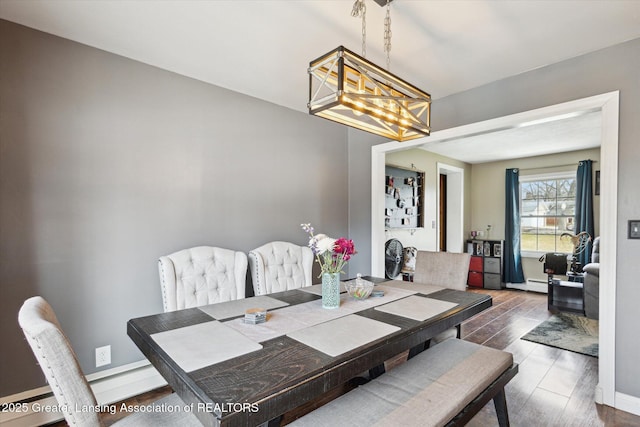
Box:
[223,286,414,343]
[299,282,347,296]
[198,296,289,320]
[151,321,262,372]
[375,296,458,321]
[381,280,444,295]
[223,311,308,343]
[287,315,400,357]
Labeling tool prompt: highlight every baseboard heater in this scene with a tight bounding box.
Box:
[506,278,548,294]
[0,361,166,427]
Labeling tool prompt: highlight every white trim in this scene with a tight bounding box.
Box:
[615,391,640,417]
[597,91,618,406]
[0,361,166,427]
[371,91,619,408]
[371,145,387,277]
[519,170,576,181]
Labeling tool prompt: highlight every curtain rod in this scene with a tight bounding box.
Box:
[518,159,598,172]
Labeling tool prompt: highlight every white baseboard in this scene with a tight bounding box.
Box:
[615,391,640,417]
[0,361,166,427]
[506,279,548,294]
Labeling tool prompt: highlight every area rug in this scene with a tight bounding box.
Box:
[521,313,599,357]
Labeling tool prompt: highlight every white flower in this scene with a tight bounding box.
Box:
[315,235,336,255]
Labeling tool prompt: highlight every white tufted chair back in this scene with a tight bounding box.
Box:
[158,246,248,312]
[248,241,314,295]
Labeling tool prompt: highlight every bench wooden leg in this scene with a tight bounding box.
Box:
[407,341,427,359]
[493,388,510,427]
[368,363,385,379]
[410,325,460,360]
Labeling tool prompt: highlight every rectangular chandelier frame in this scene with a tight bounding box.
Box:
[308,45,431,142]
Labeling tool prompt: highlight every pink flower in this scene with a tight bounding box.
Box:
[301,223,356,275]
[334,237,356,256]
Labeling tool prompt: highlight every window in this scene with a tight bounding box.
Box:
[520,172,576,253]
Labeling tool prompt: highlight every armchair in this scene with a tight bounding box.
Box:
[158,246,247,312]
[249,241,313,295]
[583,237,600,319]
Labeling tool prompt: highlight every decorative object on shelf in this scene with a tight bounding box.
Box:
[301,223,356,309]
[560,231,591,273]
[308,0,431,142]
[493,243,502,257]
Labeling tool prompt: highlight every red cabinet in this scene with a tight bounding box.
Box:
[466,240,504,289]
[468,271,484,288]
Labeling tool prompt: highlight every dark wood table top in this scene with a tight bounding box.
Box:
[127,277,491,427]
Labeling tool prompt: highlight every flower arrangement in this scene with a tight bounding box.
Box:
[301,223,356,275]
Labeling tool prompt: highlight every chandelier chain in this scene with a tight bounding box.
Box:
[351,0,367,57]
[384,0,392,70]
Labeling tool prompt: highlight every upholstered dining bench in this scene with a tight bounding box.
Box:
[290,339,518,427]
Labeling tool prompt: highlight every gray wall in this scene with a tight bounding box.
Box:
[0,20,352,395]
[432,38,640,398]
[347,129,387,278]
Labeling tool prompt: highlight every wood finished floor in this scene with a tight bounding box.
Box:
[49,288,640,426]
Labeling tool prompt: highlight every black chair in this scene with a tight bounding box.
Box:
[541,252,568,286]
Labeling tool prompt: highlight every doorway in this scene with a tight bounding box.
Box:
[437,162,464,253]
[371,91,619,407]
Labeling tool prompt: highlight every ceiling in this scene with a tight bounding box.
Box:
[420,110,602,164]
[1,0,638,161]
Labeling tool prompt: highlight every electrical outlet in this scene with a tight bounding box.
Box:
[95,345,111,367]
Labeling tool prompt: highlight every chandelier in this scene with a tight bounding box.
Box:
[308,0,431,142]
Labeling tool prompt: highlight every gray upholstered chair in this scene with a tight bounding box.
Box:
[583,236,600,319]
[158,246,247,312]
[413,250,471,290]
[18,296,202,427]
[413,250,471,348]
[248,241,313,295]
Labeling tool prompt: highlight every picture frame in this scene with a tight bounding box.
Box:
[493,244,502,257]
[595,170,600,195]
[483,242,491,256]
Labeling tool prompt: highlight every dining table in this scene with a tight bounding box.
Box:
[127,277,492,427]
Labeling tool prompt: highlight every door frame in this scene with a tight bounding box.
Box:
[437,162,465,253]
[371,91,619,407]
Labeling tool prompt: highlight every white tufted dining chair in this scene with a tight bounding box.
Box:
[248,241,314,295]
[158,246,247,312]
[18,296,202,427]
